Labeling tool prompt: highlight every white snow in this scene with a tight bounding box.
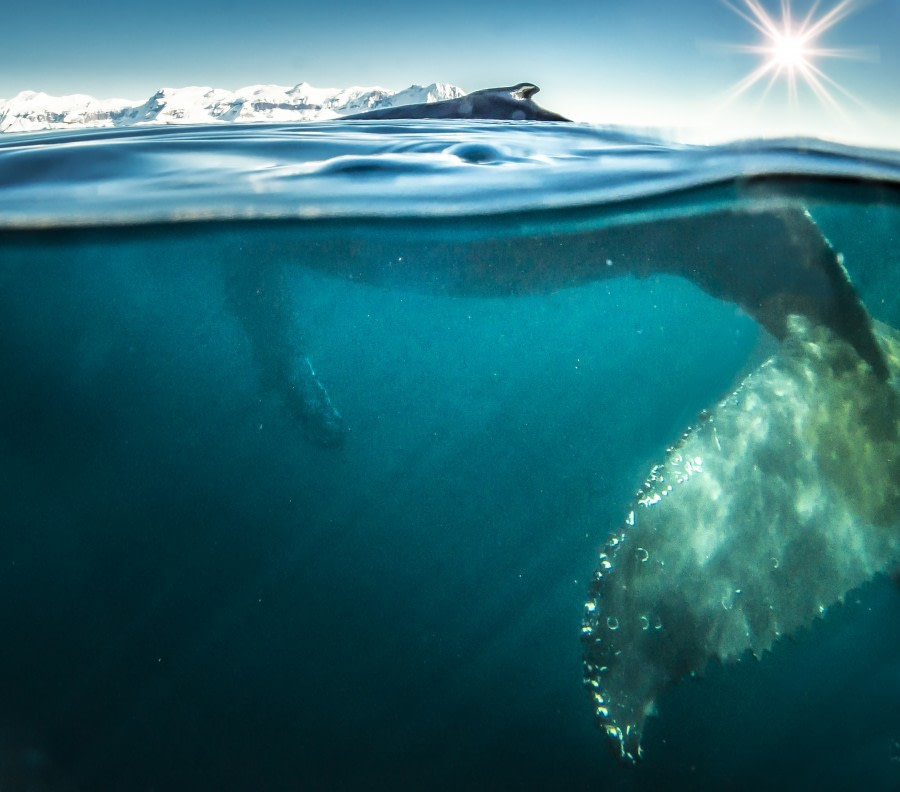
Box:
[0,82,465,133]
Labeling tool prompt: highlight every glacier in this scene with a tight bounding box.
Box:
[0,81,465,133]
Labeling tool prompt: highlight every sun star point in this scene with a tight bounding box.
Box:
[721,0,870,112]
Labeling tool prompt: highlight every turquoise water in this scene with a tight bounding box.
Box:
[0,123,898,790]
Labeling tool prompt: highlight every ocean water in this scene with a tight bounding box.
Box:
[0,122,898,791]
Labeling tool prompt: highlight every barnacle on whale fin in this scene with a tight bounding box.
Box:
[583,318,900,763]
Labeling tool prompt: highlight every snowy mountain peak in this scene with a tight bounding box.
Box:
[0,81,465,133]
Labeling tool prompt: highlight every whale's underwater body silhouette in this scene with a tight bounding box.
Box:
[240,84,899,762]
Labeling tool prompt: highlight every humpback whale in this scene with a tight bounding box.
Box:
[344,82,571,121]
[0,84,896,783]
[233,85,899,762]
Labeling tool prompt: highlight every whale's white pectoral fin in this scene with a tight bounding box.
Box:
[582,317,900,763]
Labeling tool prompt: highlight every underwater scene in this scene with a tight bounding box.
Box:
[0,117,899,790]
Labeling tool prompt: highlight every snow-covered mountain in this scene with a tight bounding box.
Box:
[0,82,465,133]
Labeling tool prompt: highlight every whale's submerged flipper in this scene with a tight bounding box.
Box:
[582,316,900,763]
[224,261,348,448]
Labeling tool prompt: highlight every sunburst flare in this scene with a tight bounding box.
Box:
[720,0,877,114]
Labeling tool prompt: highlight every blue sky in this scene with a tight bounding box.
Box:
[3,0,898,144]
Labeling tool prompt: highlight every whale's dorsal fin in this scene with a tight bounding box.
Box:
[510,82,539,100]
[469,83,540,101]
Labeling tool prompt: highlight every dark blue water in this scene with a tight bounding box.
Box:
[0,123,898,791]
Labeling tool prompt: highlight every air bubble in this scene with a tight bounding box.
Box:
[640,616,650,631]
[636,547,649,562]
[606,617,619,631]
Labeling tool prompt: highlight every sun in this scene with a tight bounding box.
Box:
[772,31,808,68]
[720,0,874,112]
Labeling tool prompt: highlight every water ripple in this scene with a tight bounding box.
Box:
[1,121,899,228]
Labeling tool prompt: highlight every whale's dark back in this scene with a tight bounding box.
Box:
[345,82,571,122]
